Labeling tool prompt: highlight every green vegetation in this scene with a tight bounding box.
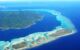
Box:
[0,10,43,30]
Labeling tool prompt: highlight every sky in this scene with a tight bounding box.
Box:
[0,0,80,2]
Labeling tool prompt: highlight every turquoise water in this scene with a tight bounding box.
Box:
[0,2,80,50]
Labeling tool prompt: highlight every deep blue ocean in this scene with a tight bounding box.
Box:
[0,1,80,50]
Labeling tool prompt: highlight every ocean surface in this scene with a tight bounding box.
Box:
[0,1,80,50]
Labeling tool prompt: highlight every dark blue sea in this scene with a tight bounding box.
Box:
[0,1,80,50]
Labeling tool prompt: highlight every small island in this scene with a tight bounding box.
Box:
[0,10,43,30]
